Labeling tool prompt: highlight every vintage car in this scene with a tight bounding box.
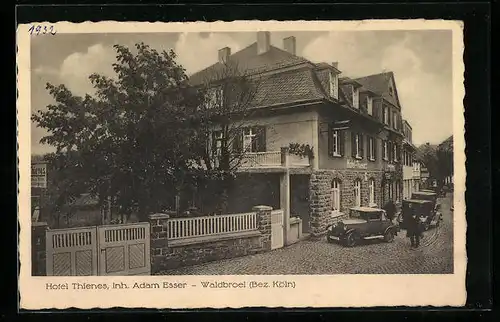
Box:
[326,207,400,247]
[411,191,439,207]
[398,199,442,231]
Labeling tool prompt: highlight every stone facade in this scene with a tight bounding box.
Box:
[309,169,384,236]
[149,206,273,273]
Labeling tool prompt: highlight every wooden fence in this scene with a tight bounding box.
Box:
[167,212,258,240]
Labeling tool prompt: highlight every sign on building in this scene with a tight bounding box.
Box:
[31,163,47,188]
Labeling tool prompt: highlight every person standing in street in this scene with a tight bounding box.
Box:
[406,212,422,249]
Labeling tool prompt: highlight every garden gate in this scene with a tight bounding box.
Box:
[45,222,150,276]
[270,209,284,250]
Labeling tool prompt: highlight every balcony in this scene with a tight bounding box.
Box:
[237,149,312,172]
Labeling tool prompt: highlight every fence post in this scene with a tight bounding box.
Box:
[253,205,272,251]
[149,213,170,274]
[32,222,48,276]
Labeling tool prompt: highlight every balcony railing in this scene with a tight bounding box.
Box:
[238,149,311,169]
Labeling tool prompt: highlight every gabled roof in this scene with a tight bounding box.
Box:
[189,43,311,85]
[189,42,333,110]
[354,72,401,108]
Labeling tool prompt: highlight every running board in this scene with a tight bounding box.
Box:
[363,235,384,240]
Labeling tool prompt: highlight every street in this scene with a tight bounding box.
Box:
[157,194,454,275]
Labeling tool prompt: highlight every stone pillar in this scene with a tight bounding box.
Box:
[149,213,169,274]
[32,222,48,276]
[309,171,332,236]
[253,205,272,251]
[280,171,291,245]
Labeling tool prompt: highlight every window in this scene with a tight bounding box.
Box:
[237,126,266,153]
[393,112,398,130]
[331,180,341,212]
[393,143,398,162]
[351,132,363,159]
[395,180,401,202]
[352,87,359,109]
[329,71,339,99]
[329,126,344,157]
[368,137,375,161]
[369,178,375,205]
[367,96,373,115]
[332,130,341,156]
[383,140,388,161]
[354,180,361,207]
[243,128,256,152]
[383,106,389,125]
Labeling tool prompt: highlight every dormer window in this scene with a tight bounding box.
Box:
[367,96,373,115]
[389,86,394,96]
[329,71,339,99]
[352,86,359,109]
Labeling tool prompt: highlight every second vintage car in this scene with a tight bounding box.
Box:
[326,207,400,247]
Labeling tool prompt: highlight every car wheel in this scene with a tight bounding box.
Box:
[345,232,358,247]
[384,230,395,243]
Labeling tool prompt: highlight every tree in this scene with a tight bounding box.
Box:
[32,43,204,221]
[437,136,453,183]
[188,61,262,214]
[416,143,440,182]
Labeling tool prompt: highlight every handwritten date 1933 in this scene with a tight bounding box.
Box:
[28,25,56,36]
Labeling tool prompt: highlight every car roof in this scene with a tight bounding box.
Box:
[349,206,383,212]
[412,191,436,196]
[404,199,432,204]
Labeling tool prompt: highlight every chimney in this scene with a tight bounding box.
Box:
[283,36,296,55]
[331,62,339,69]
[218,47,231,64]
[257,31,271,55]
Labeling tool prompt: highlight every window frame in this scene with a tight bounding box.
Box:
[369,178,375,205]
[367,96,373,115]
[355,133,360,158]
[354,179,362,207]
[329,71,339,99]
[352,86,360,109]
[368,137,375,161]
[332,129,341,156]
[383,140,388,161]
[331,179,341,212]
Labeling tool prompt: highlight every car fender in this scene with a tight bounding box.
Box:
[384,225,398,235]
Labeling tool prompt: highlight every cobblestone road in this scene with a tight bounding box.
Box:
[158,194,454,275]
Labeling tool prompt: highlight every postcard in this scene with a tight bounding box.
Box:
[18,19,466,309]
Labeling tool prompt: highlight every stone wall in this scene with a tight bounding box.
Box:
[309,170,384,236]
[149,206,272,273]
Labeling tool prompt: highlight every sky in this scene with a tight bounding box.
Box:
[30,30,453,155]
